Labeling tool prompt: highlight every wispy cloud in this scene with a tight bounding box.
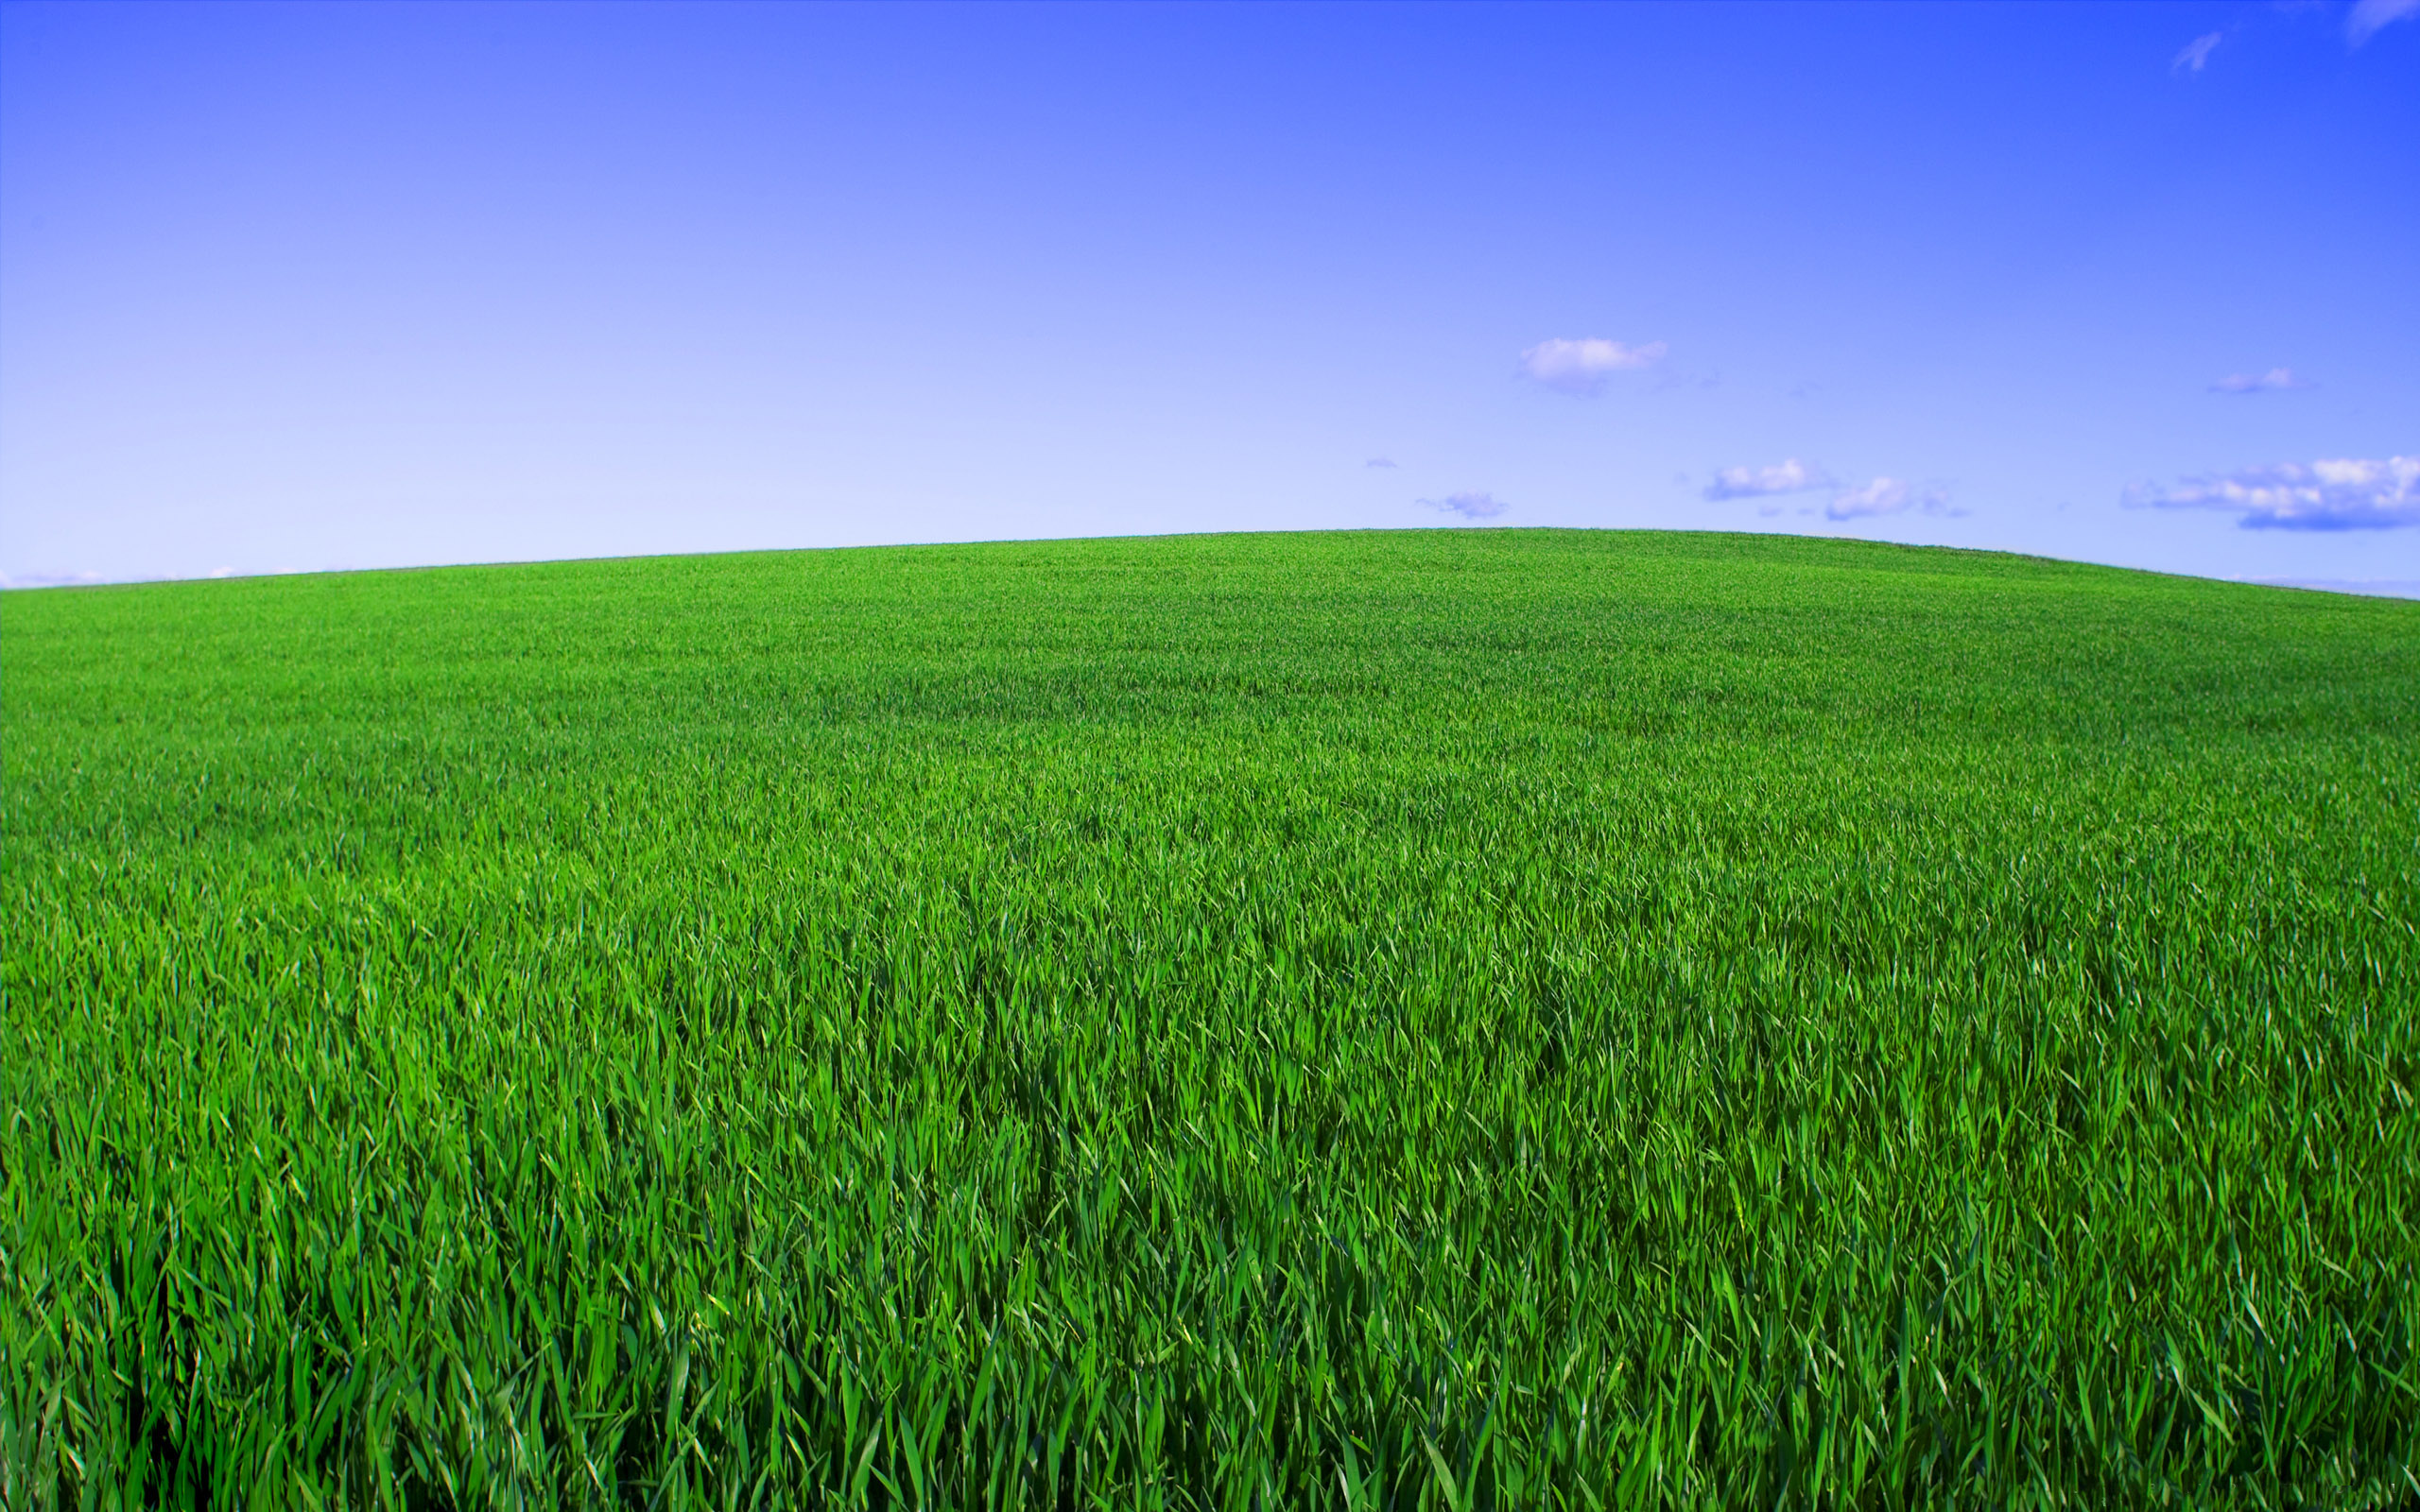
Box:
[2173,31,2224,71]
[1423,490,1509,519]
[1703,458,1834,501]
[1704,462,1959,519]
[1519,337,1667,395]
[1365,456,1398,469]
[1828,477,1914,520]
[1825,477,1958,521]
[2348,0,2419,45]
[2126,456,2420,529]
[0,569,107,590]
[2252,578,2420,599]
[2209,367,2309,394]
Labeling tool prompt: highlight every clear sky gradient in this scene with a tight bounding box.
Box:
[4,1,2415,590]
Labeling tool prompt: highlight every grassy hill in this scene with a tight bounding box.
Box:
[6,528,2416,1506]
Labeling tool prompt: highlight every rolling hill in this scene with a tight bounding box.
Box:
[6,528,2415,1506]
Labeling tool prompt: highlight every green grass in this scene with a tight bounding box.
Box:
[5,526,2417,1508]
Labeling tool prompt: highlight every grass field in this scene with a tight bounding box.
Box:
[5,527,2417,1508]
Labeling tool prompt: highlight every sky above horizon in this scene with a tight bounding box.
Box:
[3,0,2415,593]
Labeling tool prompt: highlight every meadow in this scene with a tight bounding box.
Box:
[4,527,2416,1508]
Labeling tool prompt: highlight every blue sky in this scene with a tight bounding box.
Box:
[3,0,2415,591]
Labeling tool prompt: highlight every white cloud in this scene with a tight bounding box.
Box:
[2209,367,2308,394]
[1824,477,1960,521]
[0,569,106,590]
[2126,456,2420,530]
[1703,465,1958,519]
[2253,578,2420,599]
[1519,336,1667,395]
[1827,477,1910,519]
[1423,490,1509,519]
[2174,31,2224,71]
[1703,458,1834,501]
[2348,0,2419,45]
